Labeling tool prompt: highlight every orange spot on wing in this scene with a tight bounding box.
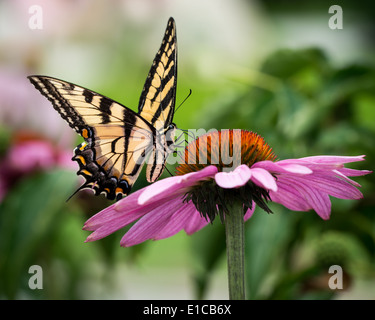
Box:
[82,129,89,139]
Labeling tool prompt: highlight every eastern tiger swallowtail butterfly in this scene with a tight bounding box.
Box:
[28,17,178,201]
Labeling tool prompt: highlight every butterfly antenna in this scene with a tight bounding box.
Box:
[173,130,191,152]
[179,128,196,142]
[174,131,185,145]
[175,89,192,114]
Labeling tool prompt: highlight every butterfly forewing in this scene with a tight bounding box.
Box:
[28,76,127,131]
[138,17,178,182]
[138,17,177,133]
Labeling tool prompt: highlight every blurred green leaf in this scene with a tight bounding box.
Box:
[190,219,226,299]
[244,206,294,299]
[352,93,375,132]
[261,48,329,80]
[0,169,76,298]
[0,126,11,156]
[267,265,334,300]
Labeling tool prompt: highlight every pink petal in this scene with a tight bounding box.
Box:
[303,186,331,220]
[83,188,145,231]
[253,160,311,175]
[250,168,277,191]
[138,165,218,205]
[84,206,148,242]
[153,203,197,240]
[277,164,312,174]
[258,156,368,174]
[254,154,370,219]
[83,186,174,241]
[270,192,309,212]
[301,173,363,199]
[333,170,362,187]
[270,180,311,212]
[184,210,209,235]
[336,168,372,177]
[120,198,183,247]
[274,156,367,173]
[214,164,251,189]
[301,155,366,164]
[84,166,218,244]
[271,175,331,219]
[244,203,256,220]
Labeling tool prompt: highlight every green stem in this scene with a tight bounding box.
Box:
[225,200,245,300]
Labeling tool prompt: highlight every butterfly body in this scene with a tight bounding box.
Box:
[28,17,177,200]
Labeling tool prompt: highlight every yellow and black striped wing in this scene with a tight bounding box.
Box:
[28,75,155,200]
[138,17,177,132]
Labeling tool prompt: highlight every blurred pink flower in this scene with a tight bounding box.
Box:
[8,139,74,173]
[0,132,75,202]
[83,130,371,247]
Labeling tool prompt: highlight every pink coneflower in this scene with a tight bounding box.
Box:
[83,130,371,247]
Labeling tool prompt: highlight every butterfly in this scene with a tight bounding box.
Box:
[28,17,178,201]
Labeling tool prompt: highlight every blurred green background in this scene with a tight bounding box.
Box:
[0,0,374,299]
